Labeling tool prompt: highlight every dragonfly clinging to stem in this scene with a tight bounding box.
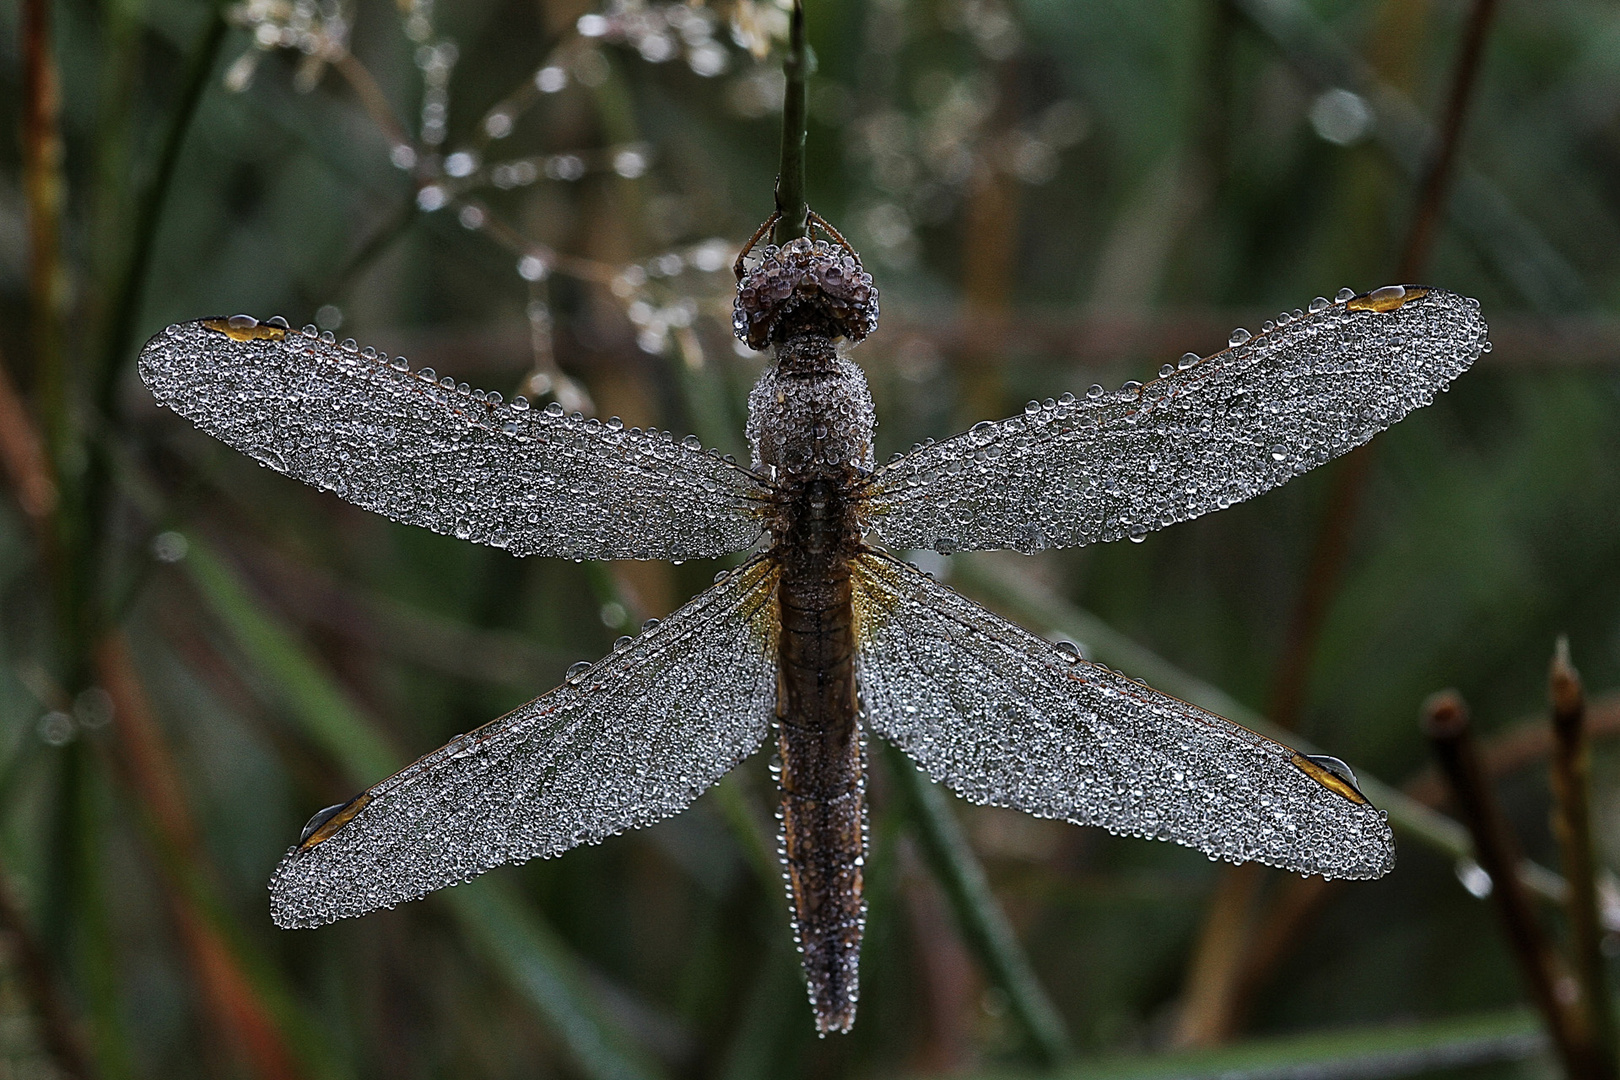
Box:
[138,213,1486,1031]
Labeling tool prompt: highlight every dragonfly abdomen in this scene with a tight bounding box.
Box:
[775,490,866,1035]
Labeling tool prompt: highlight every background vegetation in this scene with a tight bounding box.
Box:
[1,0,1618,1077]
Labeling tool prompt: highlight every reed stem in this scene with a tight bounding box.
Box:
[1422,691,1589,1078]
[771,0,809,246]
[1548,641,1619,1080]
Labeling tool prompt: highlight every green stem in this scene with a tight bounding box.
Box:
[97,5,227,411]
[771,0,808,246]
[880,741,1071,1067]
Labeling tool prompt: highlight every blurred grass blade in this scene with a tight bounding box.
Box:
[961,1006,1547,1080]
[181,541,398,780]
[880,741,1071,1067]
[718,935,804,1080]
[179,536,666,1080]
[446,884,665,1080]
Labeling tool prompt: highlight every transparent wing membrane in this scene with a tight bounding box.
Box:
[140,318,766,560]
[865,287,1488,554]
[851,552,1394,880]
[270,556,780,927]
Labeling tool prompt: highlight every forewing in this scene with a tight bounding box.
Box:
[865,287,1487,554]
[140,319,766,560]
[851,552,1393,879]
[270,555,780,927]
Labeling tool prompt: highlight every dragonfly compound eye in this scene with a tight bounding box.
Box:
[732,237,879,350]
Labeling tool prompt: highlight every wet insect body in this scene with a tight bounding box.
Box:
[137,215,1491,1034]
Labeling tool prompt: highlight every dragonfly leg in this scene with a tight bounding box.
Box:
[807,211,859,261]
[735,212,782,279]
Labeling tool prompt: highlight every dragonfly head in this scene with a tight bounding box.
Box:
[733,236,879,351]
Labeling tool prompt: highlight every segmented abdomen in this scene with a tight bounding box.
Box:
[776,555,866,1035]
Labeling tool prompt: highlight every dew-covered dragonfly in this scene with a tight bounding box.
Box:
[138,210,1488,1034]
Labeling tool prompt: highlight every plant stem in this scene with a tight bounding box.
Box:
[771,0,808,246]
[1397,0,1501,281]
[1549,640,1618,1080]
[98,6,227,412]
[23,0,67,461]
[1421,691,1589,1078]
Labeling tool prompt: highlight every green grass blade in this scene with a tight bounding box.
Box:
[964,1006,1546,1080]
[880,741,1072,1068]
[447,883,665,1080]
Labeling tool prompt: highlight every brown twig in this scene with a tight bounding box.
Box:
[0,345,58,527]
[1422,690,1588,1079]
[1407,690,1620,806]
[1170,861,1266,1048]
[1548,643,1618,1080]
[899,841,980,1074]
[331,52,413,152]
[22,0,67,460]
[1396,0,1500,282]
[1227,687,1620,1033]
[1270,0,1501,743]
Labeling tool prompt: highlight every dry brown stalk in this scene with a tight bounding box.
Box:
[0,346,59,527]
[1548,643,1618,1080]
[1423,690,1589,1079]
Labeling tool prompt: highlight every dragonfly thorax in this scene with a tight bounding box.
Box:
[746,343,875,477]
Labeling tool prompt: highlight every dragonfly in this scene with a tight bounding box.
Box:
[138,209,1488,1035]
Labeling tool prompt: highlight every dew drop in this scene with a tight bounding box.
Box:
[1336,287,1355,302]
[299,803,347,843]
[1179,351,1198,370]
[1229,327,1251,347]
[1308,296,1330,314]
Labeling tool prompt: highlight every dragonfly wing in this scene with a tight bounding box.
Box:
[865,287,1487,554]
[140,319,766,560]
[270,555,780,927]
[851,551,1393,879]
